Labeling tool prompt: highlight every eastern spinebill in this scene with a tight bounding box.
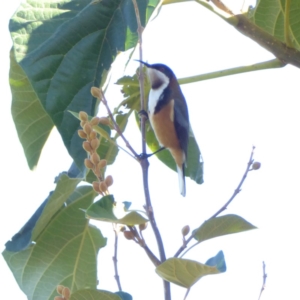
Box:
[138,61,189,196]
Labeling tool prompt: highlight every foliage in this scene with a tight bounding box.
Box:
[4,0,300,299]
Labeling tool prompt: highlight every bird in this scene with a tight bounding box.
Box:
[138,61,190,196]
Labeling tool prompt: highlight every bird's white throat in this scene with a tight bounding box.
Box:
[147,68,169,115]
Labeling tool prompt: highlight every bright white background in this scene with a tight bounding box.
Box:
[1,1,300,300]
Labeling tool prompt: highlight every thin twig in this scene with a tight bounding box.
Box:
[258,261,267,300]
[99,89,139,157]
[112,226,122,291]
[209,145,255,219]
[132,1,170,299]
[174,146,256,258]
[128,226,161,266]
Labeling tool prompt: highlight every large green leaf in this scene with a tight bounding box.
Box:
[9,0,160,170]
[193,214,256,243]
[156,257,221,288]
[116,73,204,184]
[9,48,54,169]
[250,0,300,50]
[5,173,82,252]
[3,186,106,300]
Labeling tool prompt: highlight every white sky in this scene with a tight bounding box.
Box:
[1,1,300,300]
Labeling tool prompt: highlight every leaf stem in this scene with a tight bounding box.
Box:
[178,59,285,85]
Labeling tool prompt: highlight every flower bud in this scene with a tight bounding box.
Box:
[83,123,92,135]
[139,223,148,231]
[78,130,87,139]
[92,181,100,193]
[90,117,100,126]
[62,287,71,299]
[91,152,100,165]
[252,161,261,170]
[105,175,113,187]
[79,111,88,121]
[97,159,107,169]
[91,138,100,150]
[56,285,64,294]
[83,141,92,153]
[99,117,110,126]
[124,231,135,240]
[181,225,190,237]
[99,181,108,193]
[89,131,97,140]
[84,159,94,169]
[91,87,101,98]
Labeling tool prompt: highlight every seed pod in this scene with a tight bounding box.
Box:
[99,181,108,193]
[97,159,107,169]
[80,120,86,128]
[98,117,110,126]
[79,111,88,121]
[78,130,87,139]
[83,123,92,135]
[54,296,64,300]
[105,175,113,187]
[56,285,64,295]
[83,141,92,153]
[91,86,101,98]
[181,225,190,237]
[90,116,100,126]
[252,161,261,170]
[124,231,135,240]
[92,181,100,193]
[62,287,71,299]
[91,138,100,150]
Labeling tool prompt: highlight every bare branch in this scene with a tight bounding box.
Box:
[132,1,171,299]
[258,261,267,300]
[112,226,122,291]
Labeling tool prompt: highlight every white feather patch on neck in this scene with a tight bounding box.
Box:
[148,69,169,115]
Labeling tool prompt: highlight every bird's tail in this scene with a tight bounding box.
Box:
[177,163,186,197]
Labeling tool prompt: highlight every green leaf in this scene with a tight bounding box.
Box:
[86,195,148,225]
[9,0,160,171]
[194,214,257,243]
[116,73,204,184]
[156,258,220,288]
[3,186,106,300]
[250,0,300,50]
[9,48,54,169]
[70,289,121,300]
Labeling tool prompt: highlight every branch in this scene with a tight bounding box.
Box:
[209,146,255,219]
[174,146,256,257]
[112,226,122,291]
[178,59,285,85]
[258,261,267,300]
[132,1,170,299]
[91,87,139,158]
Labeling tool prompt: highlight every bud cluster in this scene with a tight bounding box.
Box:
[78,111,114,195]
[54,285,70,300]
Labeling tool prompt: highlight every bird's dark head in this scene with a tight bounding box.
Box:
[136,60,176,89]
